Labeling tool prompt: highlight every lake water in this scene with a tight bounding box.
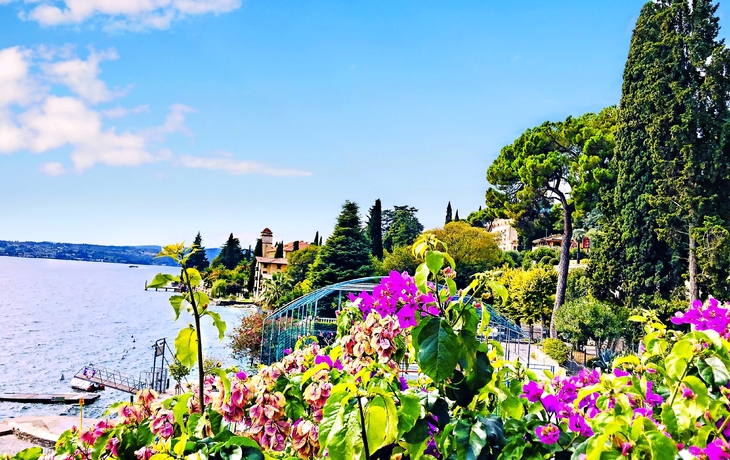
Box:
[0,256,250,420]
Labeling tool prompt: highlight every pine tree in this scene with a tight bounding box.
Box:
[312,231,319,246]
[454,210,460,222]
[247,238,263,293]
[274,241,284,258]
[367,198,383,260]
[187,232,209,271]
[591,0,730,306]
[308,201,374,287]
[445,202,453,225]
[217,233,244,270]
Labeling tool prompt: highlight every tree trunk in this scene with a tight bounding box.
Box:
[550,203,574,338]
[689,226,699,302]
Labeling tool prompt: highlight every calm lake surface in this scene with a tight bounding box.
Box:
[0,256,249,419]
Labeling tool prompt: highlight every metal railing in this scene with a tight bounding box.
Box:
[75,366,148,394]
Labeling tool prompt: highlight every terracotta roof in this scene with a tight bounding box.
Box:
[255,256,288,265]
[283,241,310,252]
[261,228,273,236]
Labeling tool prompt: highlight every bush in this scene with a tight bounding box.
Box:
[542,338,570,364]
[228,312,265,365]
[522,247,559,268]
[565,267,591,302]
[548,257,559,265]
[539,255,553,266]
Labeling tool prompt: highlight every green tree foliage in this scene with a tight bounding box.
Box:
[521,247,559,269]
[308,201,374,287]
[285,244,319,285]
[187,232,209,271]
[487,107,616,337]
[445,201,452,225]
[367,198,383,260]
[214,233,245,270]
[565,267,591,303]
[247,238,263,293]
[554,296,627,351]
[274,241,284,258]
[497,266,557,328]
[382,205,424,252]
[260,272,293,309]
[592,0,730,306]
[465,207,497,230]
[374,246,419,276]
[427,221,506,287]
[542,338,570,365]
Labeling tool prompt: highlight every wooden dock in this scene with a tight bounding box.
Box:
[0,393,100,404]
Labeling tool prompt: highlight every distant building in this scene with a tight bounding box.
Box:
[532,235,590,251]
[253,228,311,296]
[490,219,519,252]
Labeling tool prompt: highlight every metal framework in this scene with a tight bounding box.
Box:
[73,338,175,394]
[260,278,544,370]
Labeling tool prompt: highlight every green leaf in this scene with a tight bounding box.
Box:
[12,447,43,460]
[397,391,423,437]
[628,315,647,322]
[328,404,363,460]
[426,251,444,275]
[446,278,457,296]
[194,291,210,310]
[169,295,185,321]
[206,311,227,340]
[465,351,493,393]
[645,430,678,459]
[416,317,459,383]
[184,268,203,288]
[660,403,678,438]
[148,273,176,289]
[415,263,430,294]
[175,326,198,368]
[698,356,730,387]
[211,368,231,395]
[319,385,352,455]
[365,405,388,454]
[487,280,508,304]
[173,393,192,428]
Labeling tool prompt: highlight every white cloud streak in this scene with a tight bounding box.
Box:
[9,0,240,31]
[179,154,312,177]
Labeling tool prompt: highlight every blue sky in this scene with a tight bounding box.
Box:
[1,0,722,249]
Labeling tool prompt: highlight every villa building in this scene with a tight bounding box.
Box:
[490,218,519,252]
[253,228,310,296]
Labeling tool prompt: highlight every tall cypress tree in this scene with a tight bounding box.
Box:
[308,201,374,287]
[454,210,460,222]
[246,238,263,293]
[293,241,300,252]
[367,198,383,260]
[445,202,453,225]
[312,231,319,246]
[274,241,284,258]
[591,0,730,306]
[188,232,209,271]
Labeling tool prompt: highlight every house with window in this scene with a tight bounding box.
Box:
[253,228,311,296]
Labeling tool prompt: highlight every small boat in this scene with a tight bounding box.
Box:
[129,265,139,268]
[70,377,105,392]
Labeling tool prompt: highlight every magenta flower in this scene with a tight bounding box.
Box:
[645,381,663,407]
[705,439,730,460]
[535,424,560,444]
[520,380,544,402]
[568,413,593,437]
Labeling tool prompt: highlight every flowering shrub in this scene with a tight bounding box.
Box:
[8,238,730,460]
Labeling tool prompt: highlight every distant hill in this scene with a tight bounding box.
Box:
[0,240,178,266]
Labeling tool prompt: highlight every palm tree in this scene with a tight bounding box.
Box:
[260,273,292,309]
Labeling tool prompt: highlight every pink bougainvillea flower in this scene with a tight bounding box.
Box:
[520,380,544,403]
[535,424,560,444]
[568,413,593,437]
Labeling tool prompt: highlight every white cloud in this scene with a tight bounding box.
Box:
[0,45,313,180]
[39,162,67,176]
[0,47,40,108]
[102,104,149,119]
[40,47,124,104]
[12,0,241,30]
[179,154,313,177]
